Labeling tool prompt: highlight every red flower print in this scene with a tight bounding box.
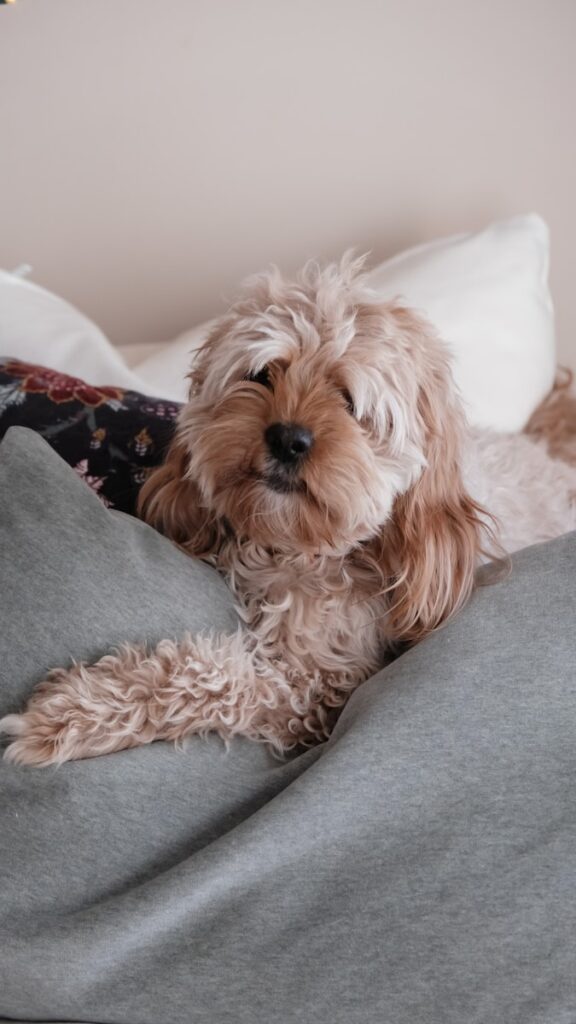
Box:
[3,360,125,408]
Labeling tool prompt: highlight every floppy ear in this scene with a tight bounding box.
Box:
[137,435,224,557]
[382,424,489,646]
[366,311,495,646]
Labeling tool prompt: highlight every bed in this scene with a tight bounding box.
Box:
[1,217,575,1024]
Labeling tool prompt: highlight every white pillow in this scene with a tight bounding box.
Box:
[0,214,556,432]
[133,214,556,432]
[364,214,555,432]
[128,321,214,403]
[0,270,144,392]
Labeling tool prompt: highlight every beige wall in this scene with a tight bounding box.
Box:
[1,0,575,366]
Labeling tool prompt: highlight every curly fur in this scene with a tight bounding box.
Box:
[525,368,576,466]
[2,255,576,766]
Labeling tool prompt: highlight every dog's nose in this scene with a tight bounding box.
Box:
[264,422,314,464]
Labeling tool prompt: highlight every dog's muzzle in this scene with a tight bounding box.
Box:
[263,422,313,494]
[264,422,314,465]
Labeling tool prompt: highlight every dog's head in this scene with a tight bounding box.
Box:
[140,255,492,642]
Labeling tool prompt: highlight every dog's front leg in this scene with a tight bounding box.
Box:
[0,630,330,767]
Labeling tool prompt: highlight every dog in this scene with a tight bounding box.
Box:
[2,255,576,766]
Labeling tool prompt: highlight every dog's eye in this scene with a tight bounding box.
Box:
[244,365,273,390]
[341,388,355,416]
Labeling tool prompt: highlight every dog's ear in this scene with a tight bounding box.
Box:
[137,435,224,557]
[363,309,495,646]
[381,432,489,646]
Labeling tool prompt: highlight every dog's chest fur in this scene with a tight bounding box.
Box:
[214,540,385,681]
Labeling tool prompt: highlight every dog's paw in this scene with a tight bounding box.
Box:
[0,711,71,766]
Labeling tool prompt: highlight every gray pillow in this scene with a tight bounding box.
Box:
[0,426,238,714]
[1,427,575,1024]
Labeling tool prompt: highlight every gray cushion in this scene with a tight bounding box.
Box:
[1,427,576,1024]
[0,426,238,714]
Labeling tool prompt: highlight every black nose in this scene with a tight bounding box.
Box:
[264,422,314,465]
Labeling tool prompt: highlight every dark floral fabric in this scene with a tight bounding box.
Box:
[0,358,181,515]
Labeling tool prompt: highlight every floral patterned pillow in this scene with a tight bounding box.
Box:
[0,358,181,515]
